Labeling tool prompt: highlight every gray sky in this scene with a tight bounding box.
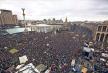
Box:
[0,0,108,21]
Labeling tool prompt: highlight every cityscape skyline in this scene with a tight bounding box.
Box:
[0,0,108,21]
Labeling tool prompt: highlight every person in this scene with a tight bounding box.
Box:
[81,66,87,73]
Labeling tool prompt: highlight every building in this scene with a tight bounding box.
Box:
[62,17,71,31]
[81,22,99,39]
[27,24,62,33]
[94,21,108,44]
[13,15,18,24]
[0,9,18,26]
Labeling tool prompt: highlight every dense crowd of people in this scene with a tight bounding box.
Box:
[0,29,107,73]
[0,31,84,73]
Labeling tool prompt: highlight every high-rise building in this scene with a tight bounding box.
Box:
[0,9,18,25]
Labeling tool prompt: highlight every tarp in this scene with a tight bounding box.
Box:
[16,63,39,73]
[9,48,19,54]
[19,55,28,64]
[16,64,24,69]
[36,64,47,72]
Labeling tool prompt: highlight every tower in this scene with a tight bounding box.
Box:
[63,17,70,31]
[65,17,68,23]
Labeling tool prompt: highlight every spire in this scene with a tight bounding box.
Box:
[65,17,68,23]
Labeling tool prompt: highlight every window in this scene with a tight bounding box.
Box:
[102,26,107,32]
[100,33,104,42]
[98,26,102,31]
[96,33,100,41]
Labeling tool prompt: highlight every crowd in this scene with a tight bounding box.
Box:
[1,30,108,73]
[0,31,84,73]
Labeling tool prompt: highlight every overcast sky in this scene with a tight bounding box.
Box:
[0,0,108,21]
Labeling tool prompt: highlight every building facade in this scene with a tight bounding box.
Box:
[27,24,62,33]
[62,17,71,31]
[94,21,108,44]
[0,9,18,25]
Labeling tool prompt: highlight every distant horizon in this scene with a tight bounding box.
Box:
[1,8,108,22]
[18,18,108,22]
[0,0,108,21]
